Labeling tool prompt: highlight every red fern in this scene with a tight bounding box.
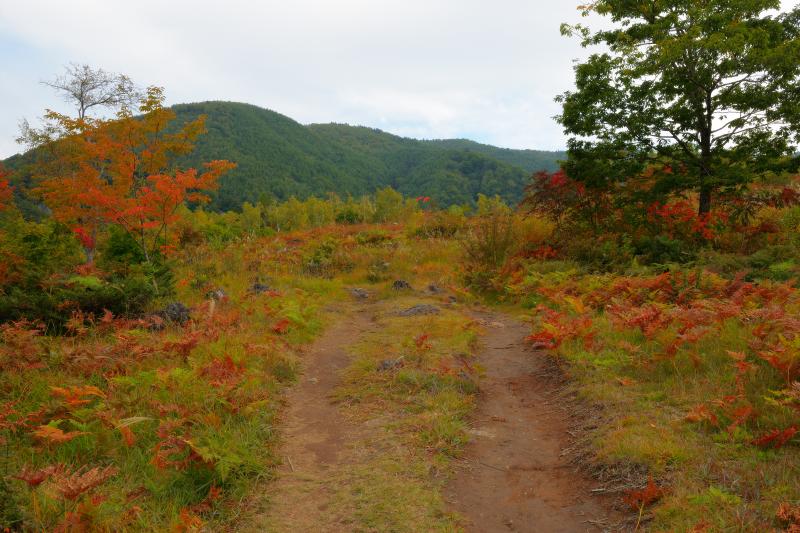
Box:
[752,426,797,449]
[623,475,664,510]
[272,318,291,334]
[52,465,119,500]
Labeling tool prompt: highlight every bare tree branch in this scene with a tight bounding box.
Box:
[41,63,141,120]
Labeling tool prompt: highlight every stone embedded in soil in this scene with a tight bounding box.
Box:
[392,280,412,290]
[207,288,227,301]
[377,358,404,371]
[396,304,440,317]
[349,288,370,299]
[158,302,191,325]
[250,282,271,294]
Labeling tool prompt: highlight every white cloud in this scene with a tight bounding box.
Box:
[1,1,795,158]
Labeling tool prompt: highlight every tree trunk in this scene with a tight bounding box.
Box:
[698,88,714,217]
[698,186,712,215]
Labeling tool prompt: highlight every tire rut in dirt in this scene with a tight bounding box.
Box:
[447,312,621,533]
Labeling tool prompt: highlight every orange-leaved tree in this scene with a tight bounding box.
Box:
[32,86,234,263]
[0,163,21,286]
[0,164,12,210]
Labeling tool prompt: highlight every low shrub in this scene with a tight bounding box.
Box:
[355,230,394,247]
[562,234,635,272]
[410,211,466,239]
[302,238,353,278]
[633,235,697,265]
[0,221,171,330]
[461,210,519,293]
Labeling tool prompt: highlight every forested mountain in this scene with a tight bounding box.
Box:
[5,101,565,212]
[173,102,564,210]
[424,139,563,174]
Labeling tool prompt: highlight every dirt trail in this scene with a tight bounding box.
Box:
[240,302,620,532]
[241,303,375,532]
[447,312,621,533]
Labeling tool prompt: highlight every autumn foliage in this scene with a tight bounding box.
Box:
[32,87,234,262]
[0,164,12,210]
[1,59,799,531]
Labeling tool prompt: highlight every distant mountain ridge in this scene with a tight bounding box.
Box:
[422,138,565,174]
[5,101,565,211]
[172,102,564,210]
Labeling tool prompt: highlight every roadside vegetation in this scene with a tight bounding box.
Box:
[2,1,800,530]
[4,171,800,529]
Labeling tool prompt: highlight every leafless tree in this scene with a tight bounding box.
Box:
[17,63,141,149]
[42,63,141,119]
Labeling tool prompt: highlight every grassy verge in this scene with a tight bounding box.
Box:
[0,233,340,531]
[513,265,800,531]
[0,222,472,531]
[331,295,481,531]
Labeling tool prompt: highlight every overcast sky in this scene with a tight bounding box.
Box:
[0,1,796,159]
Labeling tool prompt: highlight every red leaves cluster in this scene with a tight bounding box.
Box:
[414,333,432,351]
[113,161,235,249]
[52,465,119,501]
[758,345,800,385]
[13,463,118,501]
[162,330,203,360]
[751,426,798,449]
[686,396,754,435]
[777,186,800,208]
[188,484,222,515]
[527,305,594,351]
[0,319,45,371]
[175,508,204,532]
[530,245,558,260]
[63,330,157,376]
[13,464,63,487]
[623,475,664,511]
[777,502,800,531]
[532,268,800,451]
[72,226,95,250]
[724,404,755,434]
[0,163,13,210]
[119,425,137,447]
[609,303,669,339]
[51,385,107,408]
[686,404,718,425]
[272,318,291,334]
[33,425,87,445]
[523,170,589,226]
[682,349,794,443]
[0,402,46,442]
[647,200,723,240]
[200,355,245,388]
[151,420,205,471]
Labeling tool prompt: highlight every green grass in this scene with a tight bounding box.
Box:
[0,231,348,531]
[312,297,480,530]
[516,266,800,531]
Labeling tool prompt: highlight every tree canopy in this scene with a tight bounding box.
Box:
[23,84,234,262]
[558,0,800,214]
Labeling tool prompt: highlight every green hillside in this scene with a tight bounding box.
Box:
[5,101,565,212]
[424,139,563,174]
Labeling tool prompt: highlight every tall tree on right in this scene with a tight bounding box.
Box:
[557,1,800,215]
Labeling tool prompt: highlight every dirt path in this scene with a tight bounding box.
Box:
[241,303,376,532]
[446,312,621,533]
[240,302,621,532]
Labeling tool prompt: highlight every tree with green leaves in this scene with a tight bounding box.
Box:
[558,0,800,215]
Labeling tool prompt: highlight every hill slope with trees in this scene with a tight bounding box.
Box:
[5,101,564,212]
[169,101,564,210]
